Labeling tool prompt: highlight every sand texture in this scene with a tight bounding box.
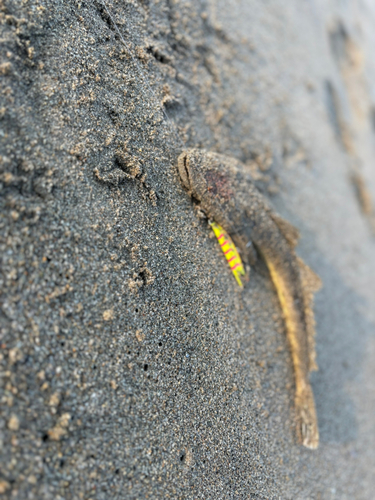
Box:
[1,0,375,498]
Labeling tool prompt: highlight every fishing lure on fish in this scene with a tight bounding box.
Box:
[210,221,246,287]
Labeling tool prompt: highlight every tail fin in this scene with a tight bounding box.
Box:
[296,384,319,449]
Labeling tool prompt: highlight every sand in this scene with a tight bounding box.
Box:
[1,0,375,498]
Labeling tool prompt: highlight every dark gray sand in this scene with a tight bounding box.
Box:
[1,1,375,498]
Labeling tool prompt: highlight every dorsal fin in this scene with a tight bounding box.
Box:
[297,257,322,372]
[270,213,300,248]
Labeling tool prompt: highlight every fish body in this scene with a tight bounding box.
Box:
[178,149,322,449]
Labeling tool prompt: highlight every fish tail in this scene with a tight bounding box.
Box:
[295,384,319,449]
[261,245,320,449]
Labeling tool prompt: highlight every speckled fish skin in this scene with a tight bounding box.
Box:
[178,148,322,449]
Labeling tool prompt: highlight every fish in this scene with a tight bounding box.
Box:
[178,148,322,449]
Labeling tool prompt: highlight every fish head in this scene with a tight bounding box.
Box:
[178,149,233,204]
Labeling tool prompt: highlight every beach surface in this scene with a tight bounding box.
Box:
[1,0,375,498]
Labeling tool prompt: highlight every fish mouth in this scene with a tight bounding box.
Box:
[177,151,191,190]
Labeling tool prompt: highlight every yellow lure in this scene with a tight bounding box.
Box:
[210,221,246,287]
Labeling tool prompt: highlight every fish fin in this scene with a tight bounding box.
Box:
[270,213,300,248]
[297,257,322,372]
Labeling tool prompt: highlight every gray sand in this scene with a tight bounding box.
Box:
[1,0,375,498]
